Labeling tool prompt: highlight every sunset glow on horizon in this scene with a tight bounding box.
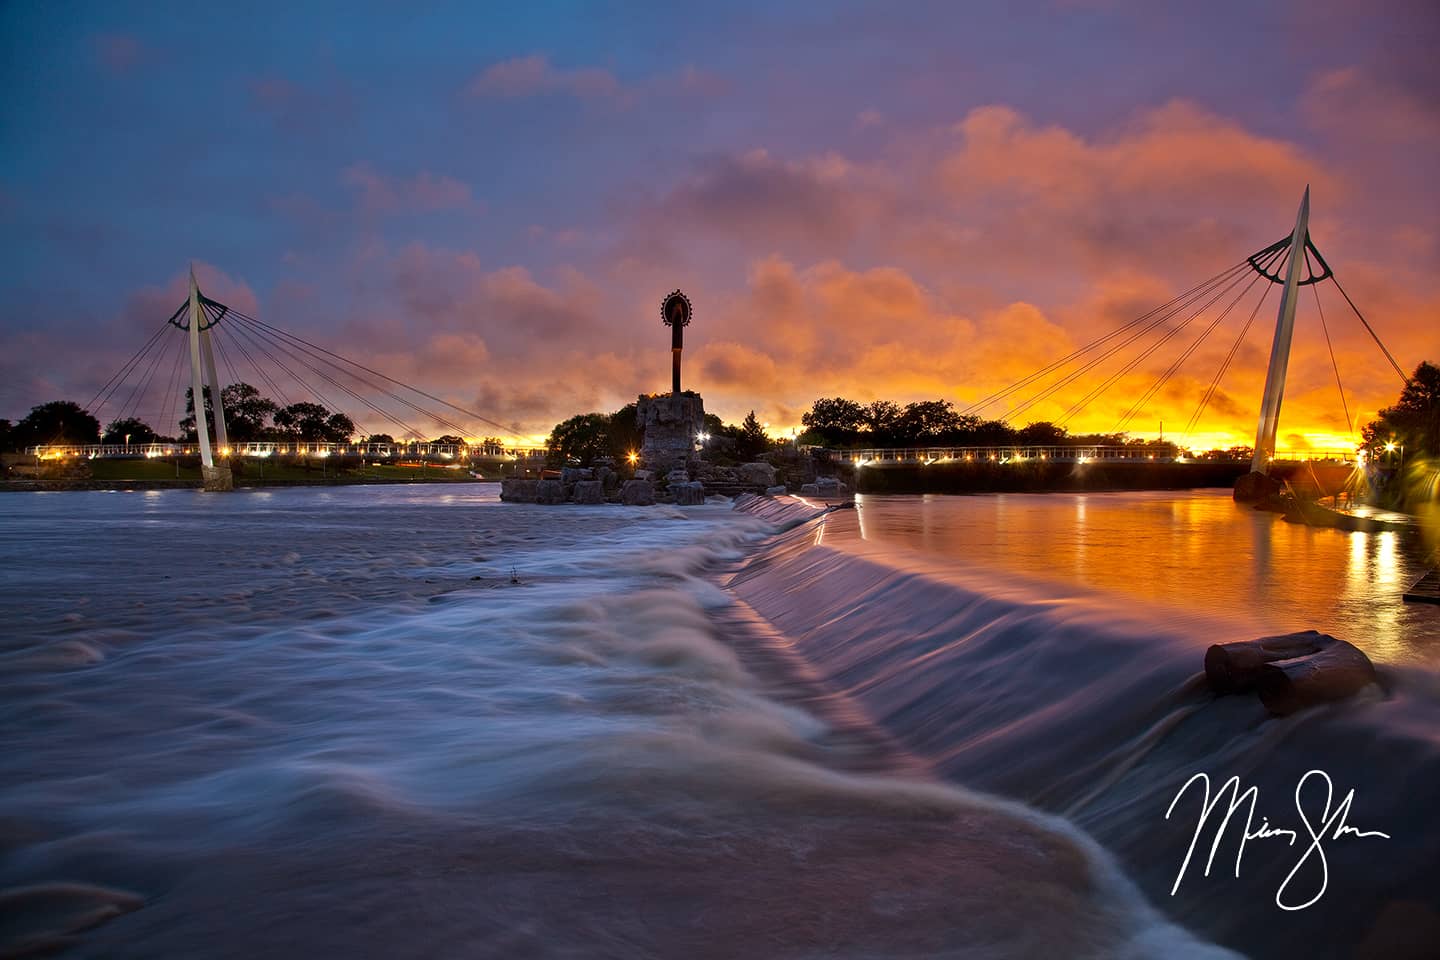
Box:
[2,2,1436,447]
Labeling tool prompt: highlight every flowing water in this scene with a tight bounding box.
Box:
[2,486,1436,958]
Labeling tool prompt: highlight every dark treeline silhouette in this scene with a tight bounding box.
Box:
[798,397,1179,453]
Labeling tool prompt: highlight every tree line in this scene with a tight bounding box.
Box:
[0,382,503,452]
[797,397,1183,453]
[796,368,1438,461]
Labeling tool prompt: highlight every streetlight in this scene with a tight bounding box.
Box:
[124,433,131,453]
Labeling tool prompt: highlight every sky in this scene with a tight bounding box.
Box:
[2,0,1437,449]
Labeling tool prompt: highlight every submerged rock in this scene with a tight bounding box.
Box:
[765,484,788,496]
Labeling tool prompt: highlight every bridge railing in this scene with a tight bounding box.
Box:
[25,442,550,460]
[829,445,1360,465]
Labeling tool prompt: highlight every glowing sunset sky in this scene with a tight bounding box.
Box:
[2,1,1436,449]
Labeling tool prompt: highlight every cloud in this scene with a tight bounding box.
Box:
[468,55,622,100]
[855,108,884,130]
[341,164,479,215]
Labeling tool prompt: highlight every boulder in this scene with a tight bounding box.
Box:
[500,478,538,503]
[634,469,654,482]
[666,468,691,485]
[800,483,820,496]
[672,481,706,506]
[738,461,777,487]
[561,467,594,484]
[535,478,566,505]
[597,466,619,492]
[1204,630,1376,716]
[572,480,605,504]
[765,485,788,496]
[621,479,655,506]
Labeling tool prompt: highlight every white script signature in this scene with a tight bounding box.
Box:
[1165,769,1391,911]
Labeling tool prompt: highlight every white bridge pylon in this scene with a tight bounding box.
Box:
[1251,187,1310,474]
[186,265,230,477]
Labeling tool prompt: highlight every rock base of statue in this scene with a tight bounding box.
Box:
[637,392,704,478]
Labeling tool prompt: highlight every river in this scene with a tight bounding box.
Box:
[2,486,1435,958]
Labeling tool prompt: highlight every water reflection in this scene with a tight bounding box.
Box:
[854,490,1440,665]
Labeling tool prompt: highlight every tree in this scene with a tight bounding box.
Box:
[895,400,963,443]
[0,419,11,452]
[801,397,866,446]
[607,403,644,461]
[546,413,613,465]
[12,401,101,449]
[221,383,278,442]
[862,400,902,446]
[324,412,356,442]
[1363,361,1440,458]
[102,417,157,445]
[736,410,770,461]
[365,433,396,444]
[1017,421,1068,445]
[179,386,215,442]
[432,434,465,446]
[274,402,352,441]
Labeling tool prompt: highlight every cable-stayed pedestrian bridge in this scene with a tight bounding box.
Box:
[28,188,1412,494]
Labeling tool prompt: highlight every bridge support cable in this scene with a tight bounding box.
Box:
[84,318,172,419]
[958,257,1255,417]
[116,326,179,425]
[225,307,523,441]
[222,310,468,439]
[1180,283,1274,442]
[204,304,293,408]
[1110,269,1270,433]
[1328,274,1410,386]
[155,333,188,437]
[211,311,372,435]
[1003,260,1261,425]
[1051,267,1262,429]
[218,310,430,440]
[224,309,510,441]
[1311,283,1353,436]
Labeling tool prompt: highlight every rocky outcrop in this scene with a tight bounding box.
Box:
[738,461,777,487]
[765,484,788,496]
[621,478,655,506]
[637,392,704,477]
[535,478,566,504]
[572,480,604,504]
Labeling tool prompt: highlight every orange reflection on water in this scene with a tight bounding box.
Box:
[853,490,1440,665]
